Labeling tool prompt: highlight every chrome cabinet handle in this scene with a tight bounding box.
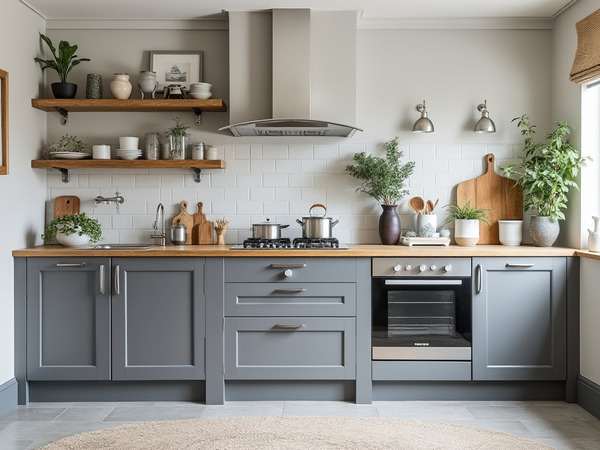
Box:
[505,263,535,268]
[114,264,120,295]
[274,323,306,330]
[99,264,105,294]
[270,263,307,269]
[273,288,307,294]
[476,264,482,294]
[56,262,87,267]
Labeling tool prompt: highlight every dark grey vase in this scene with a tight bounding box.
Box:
[379,204,401,245]
[529,216,560,247]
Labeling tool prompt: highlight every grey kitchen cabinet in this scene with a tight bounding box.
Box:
[26,257,205,381]
[472,257,567,381]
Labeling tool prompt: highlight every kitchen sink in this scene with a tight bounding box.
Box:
[90,244,154,250]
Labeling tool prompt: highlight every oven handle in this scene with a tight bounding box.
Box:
[384,279,463,286]
[476,264,482,294]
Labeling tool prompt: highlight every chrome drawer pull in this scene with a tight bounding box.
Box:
[56,262,87,267]
[270,263,307,269]
[476,264,482,294]
[505,263,535,268]
[274,323,306,330]
[114,264,120,295]
[99,264,105,294]
[273,288,307,294]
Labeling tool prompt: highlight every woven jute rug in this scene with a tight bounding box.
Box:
[40,416,552,449]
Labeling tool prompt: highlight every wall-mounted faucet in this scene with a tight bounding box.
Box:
[150,203,166,246]
[95,191,125,206]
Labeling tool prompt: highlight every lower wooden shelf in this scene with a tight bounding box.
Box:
[31,159,225,183]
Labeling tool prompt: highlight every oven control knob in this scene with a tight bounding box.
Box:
[284,268,293,278]
[393,265,402,272]
[444,265,453,273]
[430,265,437,271]
[419,264,427,273]
[405,265,412,271]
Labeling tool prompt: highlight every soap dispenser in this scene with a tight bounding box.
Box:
[588,216,600,252]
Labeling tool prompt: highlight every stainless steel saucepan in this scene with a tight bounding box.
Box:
[251,219,289,239]
[296,204,339,239]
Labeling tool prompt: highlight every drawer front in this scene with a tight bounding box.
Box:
[224,283,356,317]
[224,258,357,283]
[224,317,356,380]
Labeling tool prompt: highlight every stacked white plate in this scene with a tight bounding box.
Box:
[188,82,212,99]
[116,149,142,160]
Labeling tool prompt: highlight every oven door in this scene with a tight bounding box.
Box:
[372,277,472,361]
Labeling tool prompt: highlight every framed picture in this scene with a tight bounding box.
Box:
[0,69,8,175]
[149,51,203,92]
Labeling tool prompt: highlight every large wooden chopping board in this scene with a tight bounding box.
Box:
[172,201,194,244]
[192,202,214,244]
[54,196,80,218]
[456,153,523,244]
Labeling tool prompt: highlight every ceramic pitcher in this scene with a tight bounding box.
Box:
[588,216,600,252]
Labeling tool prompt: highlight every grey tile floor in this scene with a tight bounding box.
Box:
[1,400,600,449]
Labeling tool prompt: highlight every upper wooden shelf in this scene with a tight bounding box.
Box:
[31,98,228,125]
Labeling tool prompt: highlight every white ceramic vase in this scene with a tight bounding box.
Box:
[110,73,132,100]
[454,219,479,246]
[55,230,91,247]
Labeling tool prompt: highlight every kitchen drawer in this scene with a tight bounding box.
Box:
[224,283,356,317]
[224,258,358,283]
[224,317,356,380]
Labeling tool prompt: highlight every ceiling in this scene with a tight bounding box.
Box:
[21,0,578,21]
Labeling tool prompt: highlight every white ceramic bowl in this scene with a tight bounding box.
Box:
[189,92,212,99]
[189,82,212,90]
[119,136,139,149]
[56,231,92,247]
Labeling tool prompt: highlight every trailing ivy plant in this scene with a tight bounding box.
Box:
[443,200,491,225]
[502,114,590,222]
[345,137,416,205]
[42,213,103,245]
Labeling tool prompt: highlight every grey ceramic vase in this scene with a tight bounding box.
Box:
[529,216,560,247]
[379,204,401,245]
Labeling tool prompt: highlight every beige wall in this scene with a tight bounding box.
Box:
[0,2,46,384]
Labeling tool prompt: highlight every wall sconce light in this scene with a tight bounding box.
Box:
[412,101,434,133]
[474,100,496,133]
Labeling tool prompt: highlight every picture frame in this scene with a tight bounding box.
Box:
[0,69,8,175]
[149,51,203,92]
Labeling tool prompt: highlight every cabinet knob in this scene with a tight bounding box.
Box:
[284,268,293,277]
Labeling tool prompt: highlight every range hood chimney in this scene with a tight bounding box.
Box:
[220,9,362,137]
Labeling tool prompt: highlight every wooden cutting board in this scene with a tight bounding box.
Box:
[192,202,214,244]
[172,200,194,244]
[456,153,523,244]
[54,196,80,218]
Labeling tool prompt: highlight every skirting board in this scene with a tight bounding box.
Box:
[0,378,18,418]
[578,376,600,419]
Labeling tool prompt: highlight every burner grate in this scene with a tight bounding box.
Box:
[293,237,340,249]
[242,238,292,249]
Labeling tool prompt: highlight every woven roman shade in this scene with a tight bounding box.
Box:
[570,8,600,84]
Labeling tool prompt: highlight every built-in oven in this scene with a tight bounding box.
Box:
[372,257,472,361]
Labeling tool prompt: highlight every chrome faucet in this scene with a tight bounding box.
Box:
[95,191,125,206]
[150,203,166,246]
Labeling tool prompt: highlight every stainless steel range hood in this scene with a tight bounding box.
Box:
[219,9,362,138]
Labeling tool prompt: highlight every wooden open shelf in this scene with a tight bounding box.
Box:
[31,159,226,183]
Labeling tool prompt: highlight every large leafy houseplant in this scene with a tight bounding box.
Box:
[502,114,589,222]
[42,213,102,245]
[345,137,415,205]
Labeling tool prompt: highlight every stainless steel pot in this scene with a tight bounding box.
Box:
[251,219,289,239]
[296,204,339,238]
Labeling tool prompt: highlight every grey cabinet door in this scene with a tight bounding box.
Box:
[26,257,111,380]
[111,258,205,380]
[224,317,356,380]
[472,257,567,380]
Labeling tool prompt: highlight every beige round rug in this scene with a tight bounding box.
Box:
[41,416,552,449]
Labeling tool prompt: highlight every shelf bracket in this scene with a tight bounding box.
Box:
[54,167,71,183]
[192,108,202,125]
[54,107,69,125]
[191,167,202,183]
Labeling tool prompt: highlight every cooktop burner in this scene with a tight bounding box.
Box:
[231,237,349,250]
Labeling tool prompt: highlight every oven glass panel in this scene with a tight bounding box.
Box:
[388,290,455,336]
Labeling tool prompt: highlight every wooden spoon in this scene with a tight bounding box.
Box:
[408,196,425,214]
[426,200,435,215]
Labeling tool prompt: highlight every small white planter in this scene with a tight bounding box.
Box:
[498,220,523,246]
[454,219,479,247]
[55,230,92,247]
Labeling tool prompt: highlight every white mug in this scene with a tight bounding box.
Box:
[92,144,111,159]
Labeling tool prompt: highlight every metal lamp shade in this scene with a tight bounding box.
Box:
[474,101,496,133]
[412,101,434,133]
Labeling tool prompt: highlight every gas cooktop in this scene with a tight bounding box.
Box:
[231,237,349,250]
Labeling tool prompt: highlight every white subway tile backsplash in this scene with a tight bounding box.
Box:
[226,160,250,173]
[88,174,112,187]
[276,159,302,173]
[289,145,314,159]
[301,187,328,202]
[224,188,250,202]
[301,159,328,173]
[263,145,288,159]
[250,159,276,173]
[263,173,289,187]
[435,144,461,159]
[409,143,436,159]
[233,144,250,159]
[212,201,237,216]
[435,172,462,188]
[237,201,264,215]
[461,144,489,159]
[289,173,313,187]
[275,187,302,201]
[314,145,338,159]
[263,201,290,215]
[448,159,474,173]
[422,159,449,173]
[237,173,263,188]
[112,214,133,229]
[250,145,263,159]
[409,173,436,188]
[135,174,161,187]
[210,173,237,188]
[250,187,276,201]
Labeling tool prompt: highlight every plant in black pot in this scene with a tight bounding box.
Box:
[346,137,415,245]
[502,114,590,247]
[34,33,90,99]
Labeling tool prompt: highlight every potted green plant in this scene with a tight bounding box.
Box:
[346,137,416,245]
[42,213,102,247]
[165,115,190,160]
[34,33,90,99]
[502,114,590,247]
[444,201,491,247]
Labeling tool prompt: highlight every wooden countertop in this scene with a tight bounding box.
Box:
[12,244,580,258]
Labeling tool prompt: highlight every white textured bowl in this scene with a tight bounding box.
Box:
[189,92,212,99]
[55,231,92,247]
